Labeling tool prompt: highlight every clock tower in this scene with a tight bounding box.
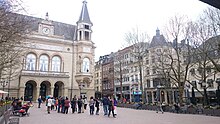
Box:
[74,0,95,97]
[38,12,54,35]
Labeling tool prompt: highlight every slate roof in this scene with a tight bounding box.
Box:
[77,1,92,25]
[27,16,76,41]
[149,34,168,48]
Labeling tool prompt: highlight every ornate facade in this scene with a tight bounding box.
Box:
[6,1,95,101]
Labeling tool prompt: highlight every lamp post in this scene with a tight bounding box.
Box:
[216,78,220,105]
[79,84,83,98]
[0,80,9,99]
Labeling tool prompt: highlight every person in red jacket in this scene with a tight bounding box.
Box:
[64,97,70,114]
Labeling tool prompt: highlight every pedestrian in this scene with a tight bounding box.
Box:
[61,97,65,113]
[57,97,61,113]
[174,103,180,113]
[77,97,83,113]
[71,97,77,113]
[47,97,53,114]
[156,102,164,114]
[102,96,109,116]
[64,97,70,114]
[55,98,58,111]
[83,97,88,110]
[113,97,118,116]
[89,96,95,115]
[81,96,85,113]
[38,96,42,108]
[51,97,55,110]
[108,96,116,118]
[95,98,100,115]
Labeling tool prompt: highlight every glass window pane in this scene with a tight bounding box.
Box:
[40,55,49,71]
[52,56,61,72]
[26,53,36,70]
[82,58,90,72]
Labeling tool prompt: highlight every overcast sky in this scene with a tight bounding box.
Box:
[21,0,210,61]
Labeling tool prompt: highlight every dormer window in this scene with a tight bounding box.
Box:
[85,25,90,29]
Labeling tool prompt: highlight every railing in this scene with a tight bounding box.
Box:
[117,103,220,117]
[0,104,11,117]
[0,103,12,124]
[21,70,69,78]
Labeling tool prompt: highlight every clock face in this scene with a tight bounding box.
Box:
[42,27,50,34]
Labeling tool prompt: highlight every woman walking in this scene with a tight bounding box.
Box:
[64,97,70,114]
[108,97,115,118]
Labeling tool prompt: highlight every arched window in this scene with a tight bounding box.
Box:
[26,53,36,70]
[82,58,90,73]
[52,56,61,72]
[39,55,49,71]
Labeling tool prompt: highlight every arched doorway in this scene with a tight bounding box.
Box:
[54,83,59,98]
[40,83,47,100]
[40,81,51,101]
[53,81,64,98]
[24,80,36,101]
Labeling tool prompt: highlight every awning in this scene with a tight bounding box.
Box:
[0,90,8,94]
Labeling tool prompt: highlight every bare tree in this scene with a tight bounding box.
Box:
[0,1,32,84]
[162,15,194,105]
[199,7,220,72]
[124,27,150,103]
[188,18,220,106]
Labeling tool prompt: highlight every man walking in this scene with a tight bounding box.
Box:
[38,96,42,108]
[156,102,164,114]
[102,96,109,116]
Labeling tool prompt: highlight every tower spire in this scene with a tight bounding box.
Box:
[77,0,92,25]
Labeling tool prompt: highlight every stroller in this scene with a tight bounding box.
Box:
[13,102,31,117]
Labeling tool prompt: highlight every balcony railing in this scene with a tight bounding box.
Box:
[21,70,69,78]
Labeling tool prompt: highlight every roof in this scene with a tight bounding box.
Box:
[149,35,168,48]
[24,15,76,41]
[149,29,168,48]
[77,1,92,25]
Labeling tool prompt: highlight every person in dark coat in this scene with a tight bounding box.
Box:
[61,97,65,113]
[71,97,77,113]
[78,97,83,113]
[108,97,115,118]
[57,97,62,113]
[95,98,100,115]
[38,96,42,108]
[102,96,109,115]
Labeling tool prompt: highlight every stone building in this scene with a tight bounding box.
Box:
[5,1,95,101]
[94,60,102,99]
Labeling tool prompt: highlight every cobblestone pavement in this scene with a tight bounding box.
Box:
[17,103,220,124]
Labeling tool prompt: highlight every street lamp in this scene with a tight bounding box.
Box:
[216,78,220,105]
[0,80,9,99]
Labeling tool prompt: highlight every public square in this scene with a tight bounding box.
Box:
[17,103,220,124]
